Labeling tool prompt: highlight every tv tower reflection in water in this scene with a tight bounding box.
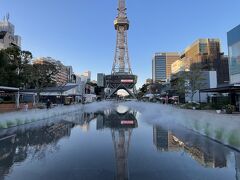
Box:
[96,106,138,180]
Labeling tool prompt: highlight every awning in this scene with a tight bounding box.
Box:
[200,84,240,93]
[0,86,19,93]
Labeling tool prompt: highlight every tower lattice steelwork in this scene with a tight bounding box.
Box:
[112,0,131,74]
[97,108,138,180]
[105,0,137,99]
[111,129,132,180]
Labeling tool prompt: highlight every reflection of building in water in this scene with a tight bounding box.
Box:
[97,108,138,180]
[96,114,104,130]
[71,112,96,132]
[112,129,132,180]
[183,144,226,168]
[153,126,181,152]
[236,153,240,180]
[0,121,74,179]
[153,125,227,168]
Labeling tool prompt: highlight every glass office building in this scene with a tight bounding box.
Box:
[228,25,240,84]
[152,53,179,83]
[152,54,166,82]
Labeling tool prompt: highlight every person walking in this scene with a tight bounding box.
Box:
[24,102,28,112]
[46,99,51,109]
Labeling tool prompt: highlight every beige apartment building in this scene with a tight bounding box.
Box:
[179,39,229,85]
[33,57,69,86]
[181,39,221,69]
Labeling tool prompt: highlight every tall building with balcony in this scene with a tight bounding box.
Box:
[33,57,68,86]
[228,25,240,84]
[0,14,21,49]
[66,66,74,83]
[152,52,180,83]
[182,39,221,69]
[181,39,229,85]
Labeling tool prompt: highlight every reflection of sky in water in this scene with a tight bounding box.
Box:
[0,103,240,180]
[115,105,129,114]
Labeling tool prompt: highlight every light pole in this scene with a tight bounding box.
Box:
[59,83,67,105]
[15,67,20,108]
[8,54,20,109]
[81,81,86,104]
[16,60,21,109]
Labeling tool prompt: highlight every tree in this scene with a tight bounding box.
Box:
[0,48,20,87]
[172,64,205,102]
[0,50,10,85]
[31,62,58,102]
[186,64,206,102]
[171,72,187,95]
[0,47,33,88]
[0,47,60,103]
[148,83,163,94]
[137,84,149,98]
[19,51,33,89]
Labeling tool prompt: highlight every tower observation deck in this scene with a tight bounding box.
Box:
[105,0,137,99]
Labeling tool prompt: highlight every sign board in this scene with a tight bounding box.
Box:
[121,79,134,83]
[121,120,134,125]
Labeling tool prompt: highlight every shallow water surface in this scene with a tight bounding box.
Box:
[0,104,239,180]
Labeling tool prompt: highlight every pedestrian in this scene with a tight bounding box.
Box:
[166,95,169,104]
[24,102,28,112]
[46,99,51,109]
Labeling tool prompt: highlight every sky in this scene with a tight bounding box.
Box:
[0,0,240,88]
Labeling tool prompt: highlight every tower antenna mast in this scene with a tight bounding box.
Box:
[112,0,132,75]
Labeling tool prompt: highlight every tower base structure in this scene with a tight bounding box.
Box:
[105,74,137,99]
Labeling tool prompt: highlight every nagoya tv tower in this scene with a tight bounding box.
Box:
[105,0,137,99]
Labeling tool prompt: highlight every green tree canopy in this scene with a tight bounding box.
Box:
[172,63,206,102]
[0,47,58,91]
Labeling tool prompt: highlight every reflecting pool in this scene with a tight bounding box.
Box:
[0,104,239,180]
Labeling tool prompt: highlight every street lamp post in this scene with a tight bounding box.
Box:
[59,83,67,105]
[16,66,20,109]
[9,54,20,109]
[81,81,86,104]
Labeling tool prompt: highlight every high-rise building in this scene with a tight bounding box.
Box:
[181,38,229,85]
[80,71,91,82]
[0,14,21,49]
[75,74,82,84]
[218,55,230,85]
[228,25,240,84]
[152,52,180,83]
[66,66,74,83]
[181,39,221,69]
[33,57,68,86]
[97,73,105,87]
[153,126,181,152]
